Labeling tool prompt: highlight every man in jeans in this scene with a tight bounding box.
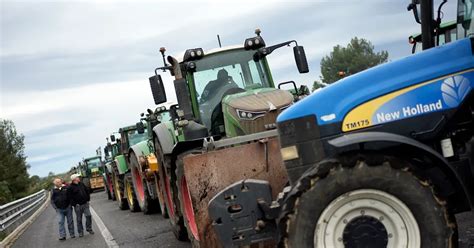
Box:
[68,174,94,237]
[51,178,75,240]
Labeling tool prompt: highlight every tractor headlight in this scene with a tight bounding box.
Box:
[183,48,204,62]
[244,36,266,50]
[236,109,266,120]
[280,145,299,161]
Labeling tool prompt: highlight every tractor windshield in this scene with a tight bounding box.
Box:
[86,157,101,168]
[458,0,474,38]
[127,129,148,146]
[191,49,271,130]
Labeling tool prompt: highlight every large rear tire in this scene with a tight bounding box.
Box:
[125,172,140,212]
[129,152,157,215]
[176,152,201,247]
[280,155,457,248]
[153,137,187,241]
[112,164,128,210]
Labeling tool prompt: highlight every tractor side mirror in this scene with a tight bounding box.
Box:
[104,147,109,158]
[136,122,145,134]
[293,46,309,73]
[110,135,116,142]
[149,75,167,105]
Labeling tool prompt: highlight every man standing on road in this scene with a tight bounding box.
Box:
[51,178,75,240]
[68,174,94,237]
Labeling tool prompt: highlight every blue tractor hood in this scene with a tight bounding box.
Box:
[277,38,474,128]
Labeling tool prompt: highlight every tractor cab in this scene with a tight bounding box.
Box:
[149,30,309,139]
[118,125,148,156]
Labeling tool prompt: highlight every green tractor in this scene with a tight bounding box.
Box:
[126,105,173,216]
[144,30,309,245]
[103,139,119,200]
[107,125,149,212]
[409,20,457,53]
[79,156,105,192]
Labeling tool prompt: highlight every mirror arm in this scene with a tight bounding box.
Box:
[254,40,298,61]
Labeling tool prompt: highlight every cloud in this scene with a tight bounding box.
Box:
[1,0,458,177]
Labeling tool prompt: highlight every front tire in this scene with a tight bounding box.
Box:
[280,156,457,248]
[112,165,128,210]
[125,173,140,212]
[176,152,200,246]
[130,153,157,215]
[154,137,187,240]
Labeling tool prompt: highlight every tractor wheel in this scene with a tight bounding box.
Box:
[125,173,140,212]
[112,165,128,210]
[280,155,457,248]
[129,152,157,215]
[153,172,168,218]
[109,173,116,201]
[176,151,201,247]
[154,137,187,241]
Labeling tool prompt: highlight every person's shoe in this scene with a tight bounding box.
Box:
[59,237,66,241]
[88,230,94,235]
[79,233,84,237]
[70,235,75,238]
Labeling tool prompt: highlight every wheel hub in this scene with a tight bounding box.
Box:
[343,216,388,247]
[314,189,420,248]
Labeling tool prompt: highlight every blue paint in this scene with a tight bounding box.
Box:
[277,38,474,125]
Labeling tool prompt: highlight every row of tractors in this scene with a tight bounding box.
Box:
[75,0,474,246]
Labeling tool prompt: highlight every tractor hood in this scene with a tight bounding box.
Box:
[278,38,474,133]
[223,88,293,136]
[226,88,293,112]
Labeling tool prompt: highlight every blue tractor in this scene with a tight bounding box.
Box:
[209,0,474,247]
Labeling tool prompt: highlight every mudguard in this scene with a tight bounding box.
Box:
[153,122,176,155]
[114,155,128,175]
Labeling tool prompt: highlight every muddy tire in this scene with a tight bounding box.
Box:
[125,172,140,212]
[129,152,157,215]
[176,151,201,247]
[153,137,187,241]
[280,155,457,248]
[112,164,128,210]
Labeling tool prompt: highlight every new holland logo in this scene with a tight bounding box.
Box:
[441,75,471,108]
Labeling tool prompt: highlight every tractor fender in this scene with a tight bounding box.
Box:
[327,131,473,209]
[153,122,175,155]
[114,155,128,175]
[129,140,152,171]
[105,161,113,173]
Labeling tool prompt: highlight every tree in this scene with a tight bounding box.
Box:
[317,37,388,85]
[0,119,31,204]
[312,80,327,92]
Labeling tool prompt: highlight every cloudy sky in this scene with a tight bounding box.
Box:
[1,0,457,177]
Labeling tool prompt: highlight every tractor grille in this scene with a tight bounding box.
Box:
[240,110,282,134]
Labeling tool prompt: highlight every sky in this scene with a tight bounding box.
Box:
[1,0,457,177]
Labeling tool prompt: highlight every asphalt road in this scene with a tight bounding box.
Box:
[12,191,190,248]
[11,190,474,248]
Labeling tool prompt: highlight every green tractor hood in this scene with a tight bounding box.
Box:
[222,88,293,136]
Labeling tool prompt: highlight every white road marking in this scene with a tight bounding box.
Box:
[90,206,119,248]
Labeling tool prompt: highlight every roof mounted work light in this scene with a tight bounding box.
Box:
[183,48,204,62]
[244,36,266,50]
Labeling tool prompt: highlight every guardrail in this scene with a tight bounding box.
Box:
[0,190,48,235]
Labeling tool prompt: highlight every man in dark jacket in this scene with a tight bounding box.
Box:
[51,178,75,240]
[68,174,94,237]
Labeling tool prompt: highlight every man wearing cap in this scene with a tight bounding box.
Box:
[68,174,94,237]
[51,178,75,240]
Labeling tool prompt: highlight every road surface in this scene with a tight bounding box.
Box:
[12,191,190,248]
[11,190,474,247]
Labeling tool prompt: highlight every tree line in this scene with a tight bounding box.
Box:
[0,119,62,205]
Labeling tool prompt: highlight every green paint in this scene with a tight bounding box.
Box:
[115,155,128,175]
